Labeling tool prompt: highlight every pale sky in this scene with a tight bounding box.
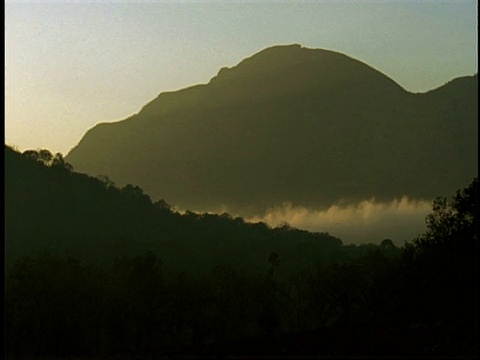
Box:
[5,1,478,155]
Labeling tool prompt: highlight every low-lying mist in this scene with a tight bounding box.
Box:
[248,197,432,246]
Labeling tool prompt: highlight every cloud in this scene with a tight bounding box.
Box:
[249,197,432,246]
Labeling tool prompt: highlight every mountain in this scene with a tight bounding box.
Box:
[66,44,478,216]
[5,145,344,275]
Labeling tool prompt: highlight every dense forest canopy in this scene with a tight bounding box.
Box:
[6,145,352,276]
[4,145,478,358]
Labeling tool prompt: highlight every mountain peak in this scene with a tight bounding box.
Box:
[210,44,336,79]
[208,43,405,97]
[211,44,304,80]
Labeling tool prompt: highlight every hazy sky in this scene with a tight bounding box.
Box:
[5,1,478,155]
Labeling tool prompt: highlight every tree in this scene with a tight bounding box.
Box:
[380,239,394,250]
[154,199,172,212]
[413,177,478,255]
[404,177,478,331]
[21,149,73,171]
[23,149,53,165]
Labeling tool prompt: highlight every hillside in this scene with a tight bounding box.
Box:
[6,148,478,358]
[5,145,345,275]
[66,44,478,216]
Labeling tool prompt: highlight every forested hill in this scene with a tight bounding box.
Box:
[6,143,478,358]
[5,145,351,275]
[66,44,478,216]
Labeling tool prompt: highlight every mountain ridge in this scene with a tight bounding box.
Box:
[66,44,478,217]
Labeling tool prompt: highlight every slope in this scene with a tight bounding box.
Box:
[66,44,478,216]
[5,145,343,276]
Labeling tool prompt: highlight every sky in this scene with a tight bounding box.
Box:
[4,1,478,156]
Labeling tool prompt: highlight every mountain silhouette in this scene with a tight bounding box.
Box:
[66,44,478,216]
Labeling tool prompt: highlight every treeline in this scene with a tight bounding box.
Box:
[5,178,478,358]
[5,145,385,277]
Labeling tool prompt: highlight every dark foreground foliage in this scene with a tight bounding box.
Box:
[5,179,478,359]
[5,146,478,357]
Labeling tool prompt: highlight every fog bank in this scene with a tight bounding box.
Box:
[249,197,432,246]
